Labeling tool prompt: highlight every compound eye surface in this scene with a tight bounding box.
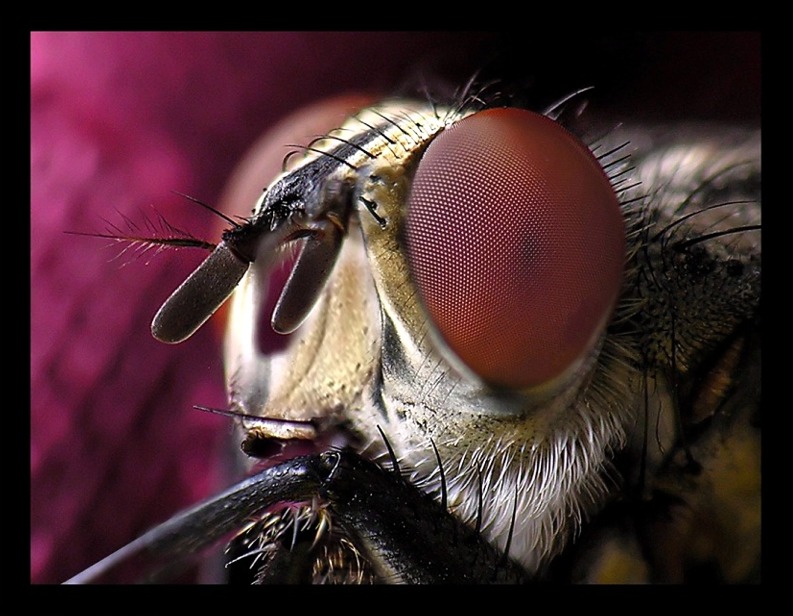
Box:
[405,108,625,390]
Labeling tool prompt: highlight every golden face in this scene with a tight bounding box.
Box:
[67,88,760,584]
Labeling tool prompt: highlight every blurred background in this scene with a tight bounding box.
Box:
[30,31,759,584]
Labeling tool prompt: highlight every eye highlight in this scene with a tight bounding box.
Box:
[405,108,625,390]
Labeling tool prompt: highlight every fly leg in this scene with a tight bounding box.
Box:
[230,450,531,584]
[65,449,529,584]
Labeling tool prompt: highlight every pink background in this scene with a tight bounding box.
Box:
[30,32,759,584]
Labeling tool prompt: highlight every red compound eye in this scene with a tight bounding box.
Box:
[405,108,625,390]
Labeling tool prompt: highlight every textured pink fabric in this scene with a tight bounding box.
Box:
[30,31,489,584]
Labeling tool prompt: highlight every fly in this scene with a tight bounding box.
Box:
[64,83,761,584]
